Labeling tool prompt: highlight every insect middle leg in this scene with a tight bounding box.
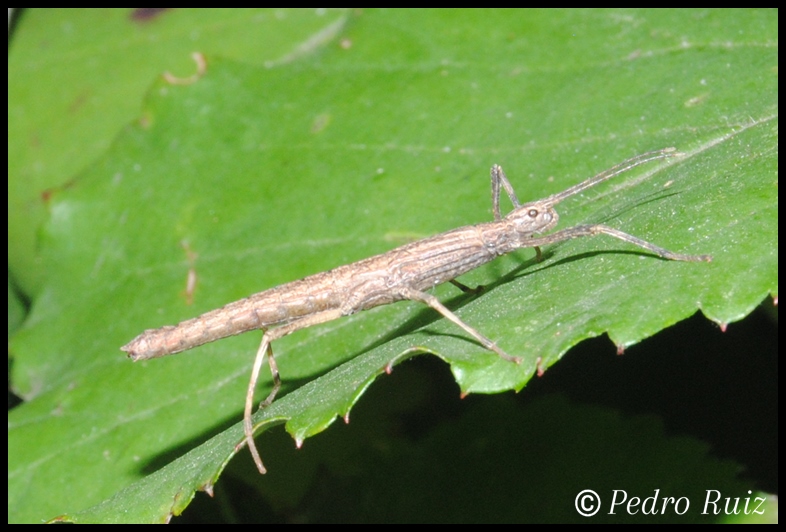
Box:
[449,279,484,295]
[398,286,522,364]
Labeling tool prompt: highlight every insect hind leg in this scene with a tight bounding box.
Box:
[242,308,345,474]
[244,330,275,474]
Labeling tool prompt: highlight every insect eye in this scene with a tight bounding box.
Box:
[528,209,539,218]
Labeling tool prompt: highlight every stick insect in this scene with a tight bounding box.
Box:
[122,148,711,473]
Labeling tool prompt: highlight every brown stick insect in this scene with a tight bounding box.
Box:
[122,147,711,473]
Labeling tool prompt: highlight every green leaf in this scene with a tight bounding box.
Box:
[9,9,776,523]
[60,395,773,523]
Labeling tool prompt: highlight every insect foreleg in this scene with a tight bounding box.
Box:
[491,164,522,221]
[523,224,712,262]
[492,164,544,260]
